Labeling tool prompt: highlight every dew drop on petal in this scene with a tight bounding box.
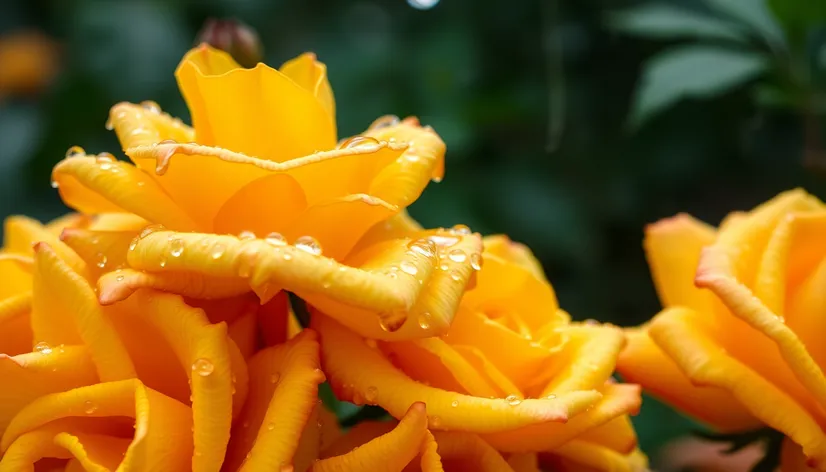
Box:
[116,275,125,282]
[34,341,52,355]
[294,236,322,256]
[96,253,107,269]
[270,372,281,384]
[399,260,418,276]
[191,358,214,377]
[451,400,459,408]
[378,311,406,333]
[211,243,226,260]
[439,262,449,271]
[170,239,184,257]
[267,422,275,431]
[83,400,98,414]
[407,238,436,258]
[159,256,167,268]
[129,237,139,251]
[470,253,483,271]
[264,232,287,246]
[364,386,379,403]
[339,136,381,149]
[368,115,400,130]
[50,180,59,189]
[238,230,256,241]
[505,395,522,406]
[65,145,85,158]
[96,152,115,163]
[417,312,432,330]
[449,271,461,282]
[448,249,467,263]
[546,394,557,399]
[451,224,472,235]
[139,224,165,239]
[140,100,161,113]
[429,234,459,248]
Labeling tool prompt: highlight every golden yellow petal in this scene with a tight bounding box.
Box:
[352,210,423,252]
[58,228,135,277]
[417,430,443,472]
[482,235,547,283]
[575,415,638,454]
[508,453,540,472]
[643,213,716,311]
[31,243,135,382]
[431,432,515,471]
[311,403,427,472]
[482,383,641,453]
[0,347,97,436]
[280,52,335,125]
[0,255,32,299]
[44,213,90,235]
[315,314,601,433]
[540,324,625,396]
[450,345,523,398]
[54,432,130,471]
[51,155,200,231]
[86,213,148,232]
[550,440,640,472]
[4,217,85,273]
[175,44,336,162]
[0,293,33,356]
[225,330,324,471]
[97,268,250,305]
[1,379,193,471]
[789,257,826,376]
[617,326,760,431]
[649,306,826,468]
[294,402,322,472]
[126,228,482,340]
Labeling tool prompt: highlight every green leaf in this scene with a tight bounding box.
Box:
[607,4,748,42]
[768,0,826,37]
[631,46,769,127]
[704,0,786,48]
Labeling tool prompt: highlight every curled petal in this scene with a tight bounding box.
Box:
[31,243,135,382]
[431,432,515,472]
[228,305,258,359]
[550,440,641,472]
[575,416,638,454]
[87,213,149,232]
[481,235,547,283]
[44,213,90,235]
[59,228,135,276]
[643,213,716,312]
[97,268,250,305]
[650,306,826,468]
[315,314,601,433]
[294,402,322,472]
[0,429,72,469]
[617,327,759,431]
[0,379,193,471]
[312,403,427,472]
[225,330,324,471]
[4,216,85,272]
[0,293,33,356]
[451,345,523,398]
[418,431,443,472]
[54,432,130,470]
[790,256,826,374]
[127,229,482,340]
[540,324,626,396]
[482,383,641,453]
[280,52,335,123]
[0,347,97,435]
[52,155,200,231]
[353,210,423,252]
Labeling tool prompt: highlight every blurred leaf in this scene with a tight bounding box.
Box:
[608,4,748,43]
[753,83,799,110]
[631,46,769,127]
[768,0,826,38]
[704,0,785,49]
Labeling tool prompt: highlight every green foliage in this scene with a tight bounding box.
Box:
[608,4,748,42]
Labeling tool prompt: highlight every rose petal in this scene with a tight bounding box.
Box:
[315,314,601,433]
[0,379,193,471]
[311,403,427,472]
[481,383,641,453]
[0,347,97,435]
[0,254,32,298]
[44,213,90,235]
[352,210,423,253]
[97,267,251,306]
[643,213,716,312]
[431,432,514,471]
[781,436,820,471]
[228,305,258,359]
[575,415,638,455]
[0,293,33,356]
[451,345,523,398]
[790,257,826,376]
[280,52,335,123]
[52,155,200,231]
[293,402,322,472]
[126,229,482,340]
[539,324,625,396]
[54,432,130,470]
[549,440,640,472]
[481,234,548,282]
[59,228,135,276]
[175,44,336,161]
[5,216,85,272]
[649,305,826,468]
[86,213,148,232]
[617,327,759,431]
[224,330,324,471]
[507,453,540,472]
[31,243,135,382]
[417,430,442,472]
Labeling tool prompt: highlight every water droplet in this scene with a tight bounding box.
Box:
[505,395,522,406]
[211,243,226,259]
[431,176,443,183]
[283,252,293,261]
[129,237,139,251]
[271,373,280,384]
[139,224,165,239]
[448,249,467,263]
[141,100,161,113]
[267,422,275,431]
[65,146,85,158]
[159,255,167,268]
[170,239,184,257]
[34,341,52,355]
[364,386,379,403]
[428,234,459,248]
[191,358,214,377]
[546,394,557,399]
[294,236,322,256]
[238,230,256,240]
[451,400,459,408]
[429,415,441,428]
[96,253,107,269]
[418,312,432,329]
[451,224,471,235]
[470,253,483,271]
[368,115,400,130]
[155,146,176,175]
[449,271,461,282]
[96,152,115,163]
[339,136,381,149]
[407,238,437,258]
[404,154,421,163]
[116,275,125,282]
[439,262,449,271]
[264,232,287,246]
[137,181,146,187]
[83,400,98,414]
[378,311,406,332]
[399,260,418,276]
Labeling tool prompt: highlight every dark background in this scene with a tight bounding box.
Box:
[2,0,824,462]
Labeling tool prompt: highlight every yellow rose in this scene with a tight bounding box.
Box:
[49,45,481,340]
[0,217,480,471]
[617,189,826,470]
[314,235,645,471]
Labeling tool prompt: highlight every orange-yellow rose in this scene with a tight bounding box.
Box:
[618,189,826,470]
[0,31,59,98]
[49,45,482,340]
[314,235,646,471]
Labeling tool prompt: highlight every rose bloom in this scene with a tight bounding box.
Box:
[315,235,647,471]
[618,189,826,471]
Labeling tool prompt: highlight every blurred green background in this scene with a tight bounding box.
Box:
[2,0,825,466]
